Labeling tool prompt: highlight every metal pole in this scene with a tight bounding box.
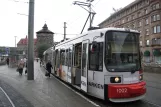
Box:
[89,3,92,28]
[64,22,66,40]
[14,36,17,47]
[81,14,90,34]
[27,0,34,80]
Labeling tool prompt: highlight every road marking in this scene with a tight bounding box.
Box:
[42,67,100,107]
[143,99,161,107]
[0,87,15,107]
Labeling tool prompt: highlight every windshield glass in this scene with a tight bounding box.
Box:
[105,31,141,72]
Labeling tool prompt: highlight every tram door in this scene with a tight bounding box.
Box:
[81,40,89,92]
[67,46,72,83]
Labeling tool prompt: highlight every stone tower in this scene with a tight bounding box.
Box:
[36,23,54,47]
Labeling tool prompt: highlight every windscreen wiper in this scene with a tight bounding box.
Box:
[130,68,136,74]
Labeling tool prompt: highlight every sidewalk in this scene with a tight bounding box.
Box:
[0,61,95,107]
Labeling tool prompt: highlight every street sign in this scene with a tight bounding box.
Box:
[5,47,10,54]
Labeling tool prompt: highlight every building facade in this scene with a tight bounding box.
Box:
[17,36,37,57]
[36,23,54,47]
[17,23,54,58]
[99,0,161,63]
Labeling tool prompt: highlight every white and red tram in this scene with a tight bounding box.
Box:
[43,27,146,102]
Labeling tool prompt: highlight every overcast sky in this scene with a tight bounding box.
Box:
[0,0,135,47]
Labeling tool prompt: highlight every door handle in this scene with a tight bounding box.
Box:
[93,72,95,80]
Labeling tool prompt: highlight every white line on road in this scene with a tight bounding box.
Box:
[0,87,15,107]
[143,99,161,107]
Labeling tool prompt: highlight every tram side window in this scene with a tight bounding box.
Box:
[65,49,69,66]
[68,48,72,67]
[56,50,60,68]
[89,42,103,71]
[60,50,65,65]
[74,43,82,68]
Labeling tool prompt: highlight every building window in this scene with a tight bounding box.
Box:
[122,19,125,23]
[145,9,148,14]
[152,15,156,21]
[152,14,160,22]
[138,12,141,17]
[152,3,160,10]
[146,0,149,4]
[146,40,150,46]
[139,21,142,27]
[153,25,161,33]
[156,3,160,9]
[140,41,142,46]
[146,18,149,25]
[152,4,156,10]
[146,29,149,35]
[132,15,135,20]
[131,23,135,29]
[157,26,161,33]
[127,17,129,21]
[157,14,160,20]
[152,38,161,45]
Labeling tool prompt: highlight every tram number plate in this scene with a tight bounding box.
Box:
[116,88,127,93]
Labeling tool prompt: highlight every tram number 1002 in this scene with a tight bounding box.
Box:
[116,88,128,93]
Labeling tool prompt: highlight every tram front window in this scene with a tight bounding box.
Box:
[105,31,141,72]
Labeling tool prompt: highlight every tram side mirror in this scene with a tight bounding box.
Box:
[90,41,99,52]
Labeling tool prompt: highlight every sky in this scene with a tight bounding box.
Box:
[0,0,135,47]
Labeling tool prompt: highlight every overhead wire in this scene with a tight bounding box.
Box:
[7,0,29,3]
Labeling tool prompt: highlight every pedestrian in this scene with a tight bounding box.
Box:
[18,59,24,75]
[46,60,53,78]
[23,57,27,67]
[40,59,42,67]
[6,57,9,67]
[25,59,27,74]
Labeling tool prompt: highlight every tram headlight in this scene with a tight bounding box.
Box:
[110,77,121,83]
[115,77,119,82]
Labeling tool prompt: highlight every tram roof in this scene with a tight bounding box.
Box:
[53,27,139,47]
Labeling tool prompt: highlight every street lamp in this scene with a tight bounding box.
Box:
[14,36,17,47]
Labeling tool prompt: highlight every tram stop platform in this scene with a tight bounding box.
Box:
[0,61,96,107]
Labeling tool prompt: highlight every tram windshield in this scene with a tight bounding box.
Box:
[105,31,141,72]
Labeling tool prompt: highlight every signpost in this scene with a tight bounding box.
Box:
[5,47,10,55]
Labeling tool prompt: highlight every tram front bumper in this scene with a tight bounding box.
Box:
[108,81,146,99]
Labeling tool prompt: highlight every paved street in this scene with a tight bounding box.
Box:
[0,62,96,107]
[0,61,161,107]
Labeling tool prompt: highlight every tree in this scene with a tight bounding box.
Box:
[37,44,50,59]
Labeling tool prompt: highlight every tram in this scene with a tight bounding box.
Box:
[43,27,146,102]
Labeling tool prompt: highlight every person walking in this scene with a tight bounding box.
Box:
[25,59,27,74]
[40,59,42,67]
[46,61,53,78]
[6,57,9,67]
[18,59,24,75]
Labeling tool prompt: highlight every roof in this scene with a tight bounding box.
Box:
[36,23,54,34]
[17,36,37,45]
[55,27,139,47]
[98,0,142,26]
